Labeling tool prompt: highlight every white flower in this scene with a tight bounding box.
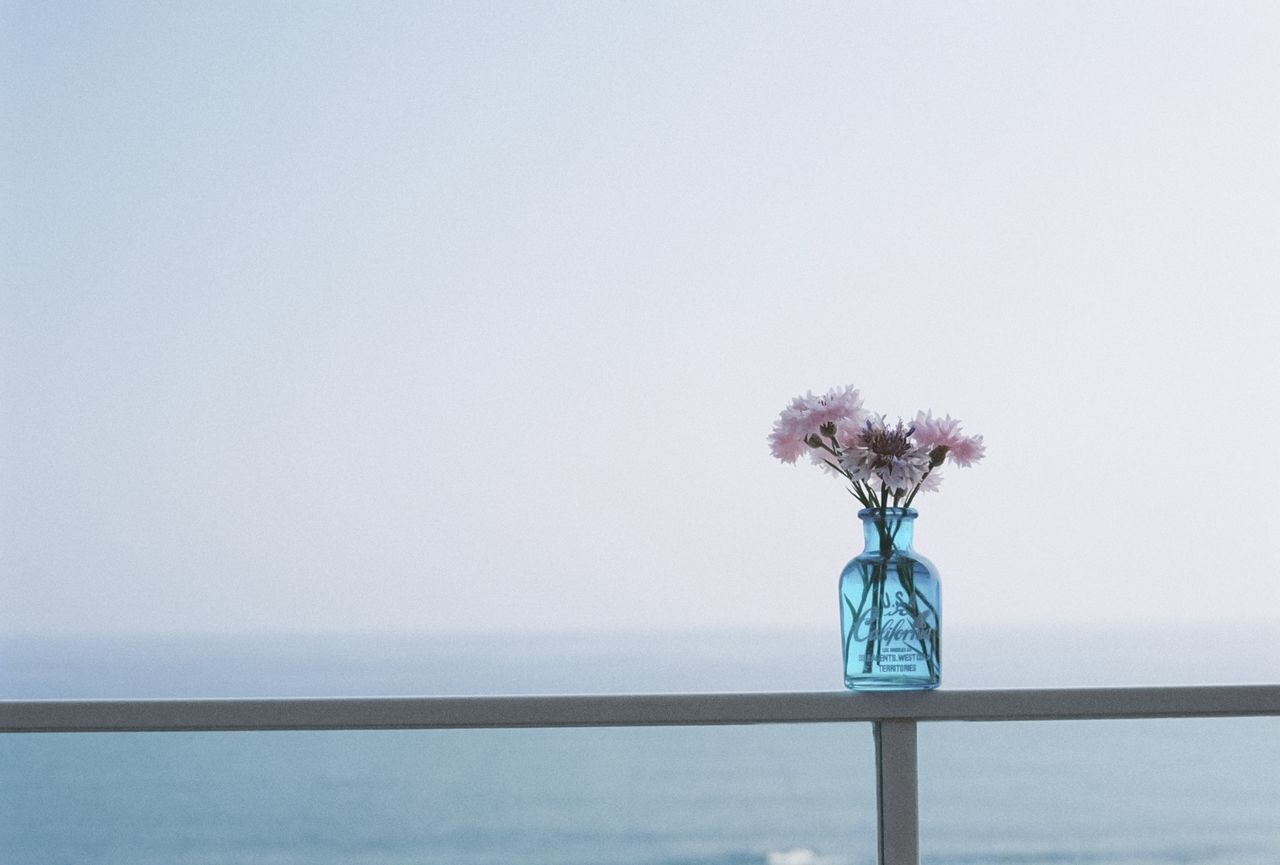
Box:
[839,416,932,494]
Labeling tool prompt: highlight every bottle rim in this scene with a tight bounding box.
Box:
[856,507,918,519]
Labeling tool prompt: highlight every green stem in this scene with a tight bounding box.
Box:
[897,565,938,680]
[915,592,938,617]
[809,440,876,509]
[856,481,875,506]
[860,559,883,675]
[901,466,933,511]
[863,514,939,682]
[843,571,874,670]
[875,561,888,666]
[844,481,873,509]
[842,596,858,666]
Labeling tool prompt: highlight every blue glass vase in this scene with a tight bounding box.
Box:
[840,507,941,691]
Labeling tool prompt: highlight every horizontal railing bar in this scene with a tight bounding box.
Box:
[3,686,1279,733]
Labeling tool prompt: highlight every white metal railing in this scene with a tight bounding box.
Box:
[4,685,1280,865]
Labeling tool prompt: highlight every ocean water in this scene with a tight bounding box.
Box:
[2,626,1278,865]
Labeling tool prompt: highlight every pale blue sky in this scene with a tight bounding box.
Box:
[3,2,1279,635]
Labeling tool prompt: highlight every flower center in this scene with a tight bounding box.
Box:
[859,424,914,457]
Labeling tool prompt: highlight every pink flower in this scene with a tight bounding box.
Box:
[768,385,867,464]
[946,435,985,467]
[767,413,814,464]
[913,410,985,468]
[839,415,933,493]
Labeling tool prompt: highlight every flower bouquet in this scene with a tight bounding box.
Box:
[769,385,984,691]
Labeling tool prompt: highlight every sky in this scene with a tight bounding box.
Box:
[3,2,1279,637]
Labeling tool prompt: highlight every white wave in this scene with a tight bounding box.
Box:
[764,848,850,865]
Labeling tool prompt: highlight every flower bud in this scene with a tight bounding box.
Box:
[929,445,948,468]
[805,434,823,449]
[819,421,837,437]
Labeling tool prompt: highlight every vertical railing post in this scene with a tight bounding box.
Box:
[873,719,919,865]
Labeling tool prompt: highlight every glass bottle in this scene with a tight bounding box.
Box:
[840,507,941,691]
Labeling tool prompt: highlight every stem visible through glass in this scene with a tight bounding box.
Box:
[858,510,937,680]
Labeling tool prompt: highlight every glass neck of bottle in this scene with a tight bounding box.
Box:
[859,508,916,555]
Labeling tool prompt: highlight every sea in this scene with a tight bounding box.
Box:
[2,625,1278,865]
